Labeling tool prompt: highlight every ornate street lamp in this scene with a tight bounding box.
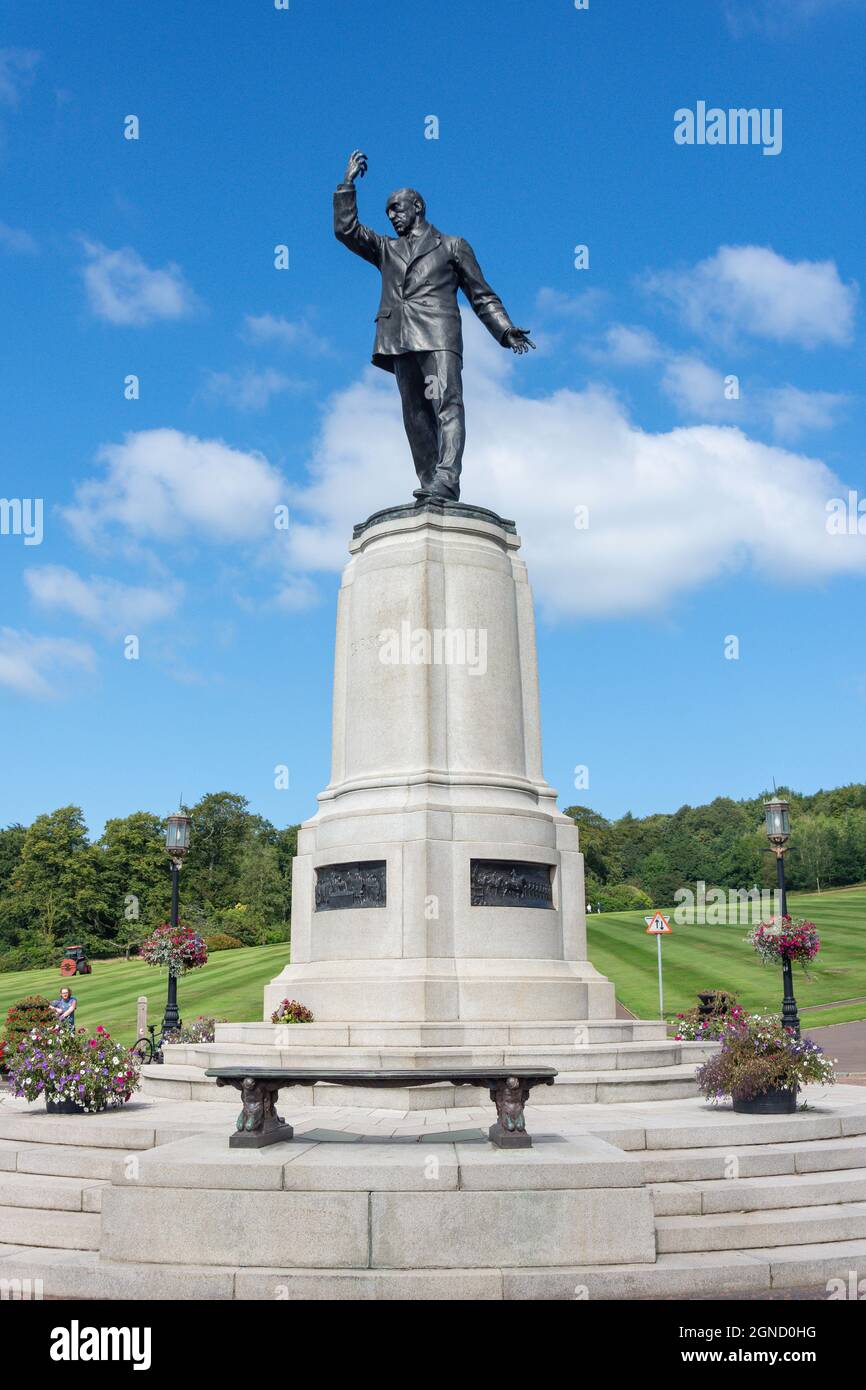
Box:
[764,797,800,1037]
[163,812,192,1037]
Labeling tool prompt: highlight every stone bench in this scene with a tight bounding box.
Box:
[205,1067,557,1150]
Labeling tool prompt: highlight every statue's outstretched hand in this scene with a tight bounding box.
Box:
[506,328,536,355]
[343,150,368,184]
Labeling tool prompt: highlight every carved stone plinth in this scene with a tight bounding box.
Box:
[266,504,615,1024]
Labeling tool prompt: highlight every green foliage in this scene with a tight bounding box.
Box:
[0,825,25,895]
[566,783,866,906]
[593,883,652,913]
[6,1023,142,1111]
[696,1014,835,1102]
[183,792,252,909]
[2,994,58,1053]
[0,793,298,971]
[2,807,110,957]
[204,932,244,952]
[98,812,171,939]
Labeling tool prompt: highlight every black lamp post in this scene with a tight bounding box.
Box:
[163,812,192,1038]
[764,797,800,1037]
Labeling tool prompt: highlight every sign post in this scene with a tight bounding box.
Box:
[644,912,672,1019]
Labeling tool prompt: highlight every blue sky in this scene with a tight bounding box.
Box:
[1,0,865,837]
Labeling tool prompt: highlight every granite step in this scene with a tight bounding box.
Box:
[0,1170,107,1213]
[214,1019,671,1048]
[656,1199,866,1253]
[2,1241,866,1299]
[139,1061,702,1107]
[639,1134,866,1183]
[651,1166,866,1216]
[0,1204,101,1251]
[162,1039,707,1072]
[591,1108,866,1152]
[10,1143,122,1181]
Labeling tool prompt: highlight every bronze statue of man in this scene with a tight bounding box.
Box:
[334,150,534,503]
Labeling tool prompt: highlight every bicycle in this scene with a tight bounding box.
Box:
[130,1023,168,1066]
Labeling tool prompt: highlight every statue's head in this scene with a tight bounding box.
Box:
[386,188,425,236]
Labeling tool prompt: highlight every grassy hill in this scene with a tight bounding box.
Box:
[587,887,866,1027]
[0,943,289,1046]
[1,886,864,1047]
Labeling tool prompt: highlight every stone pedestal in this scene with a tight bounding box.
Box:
[266,501,614,1024]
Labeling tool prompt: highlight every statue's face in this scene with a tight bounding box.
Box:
[386,190,422,237]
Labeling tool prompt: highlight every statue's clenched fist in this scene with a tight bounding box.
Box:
[343,150,368,184]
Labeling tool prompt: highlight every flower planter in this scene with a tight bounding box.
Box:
[45,1097,87,1115]
[732,1086,797,1115]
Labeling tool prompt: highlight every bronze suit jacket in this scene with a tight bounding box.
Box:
[334,184,517,373]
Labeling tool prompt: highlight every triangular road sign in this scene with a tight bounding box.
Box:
[644,912,672,935]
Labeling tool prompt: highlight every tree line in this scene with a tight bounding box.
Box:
[1,782,864,972]
[0,792,297,972]
[566,782,866,911]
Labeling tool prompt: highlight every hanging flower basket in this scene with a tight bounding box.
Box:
[139,922,208,977]
[746,917,820,972]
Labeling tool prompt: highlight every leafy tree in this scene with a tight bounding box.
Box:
[563,805,621,883]
[183,792,250,909]
[236,836,290,930]
[8,806,110,952]
[98,812,172,946]
[790,814,835,892]
[0,824,25,891]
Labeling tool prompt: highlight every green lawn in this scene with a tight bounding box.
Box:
[587,887,866,1023]
[0,943,290,1046]
[2,886,864,1045]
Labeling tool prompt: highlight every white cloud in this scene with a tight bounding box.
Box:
[725,0,862,36]
[63,428,287,545]
[760,385,848,443]
[25,566,181,634]
[201,367,308,412]
[0,48,39,107]
[644,245,857,348]
[242,314,331,354]
[80,241,198,325]
[659,353,847,441]
[0,627,94,699]
[274,575,322,611]
[282,314,866,620]
[589,323,664,366]
[535,287,606,320]
[0,221,37,254]
[661,355,737,419]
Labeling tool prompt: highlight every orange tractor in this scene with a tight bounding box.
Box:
[59,945,92,977]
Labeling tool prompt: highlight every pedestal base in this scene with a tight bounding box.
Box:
[266,956,615,1025]
[229,1124,294,1149]
[270,503,613,1032]
[488,1123,532,1149]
